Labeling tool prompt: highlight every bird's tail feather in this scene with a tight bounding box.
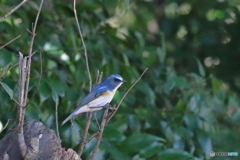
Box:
[61,112,75,125]
[61,105,89,125]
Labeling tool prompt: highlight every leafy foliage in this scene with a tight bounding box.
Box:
[1,0,240,159]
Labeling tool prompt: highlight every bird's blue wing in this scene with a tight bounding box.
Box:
[62,85,108,125]
[78,85,108,107]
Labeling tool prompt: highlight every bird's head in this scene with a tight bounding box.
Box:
[105,74,127,91]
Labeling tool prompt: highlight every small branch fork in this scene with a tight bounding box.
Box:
[76,68,148,159]
[15,0,44,159]
[78,71,103,155]
[72,1,148,159]
[89,68,148,160]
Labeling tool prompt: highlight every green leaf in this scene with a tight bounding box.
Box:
[211,77,222,92]
[119,132,165,153]
[101,142,131,160]
[0,50,12,67]
[140,142,162,158]
[103,0,118,15]
[184,113,199,130]
[194,57,205,77]
[108,119,128,132]
[172,76,189,89]
[128,114,141,131]
[103,127,124,140]
[136,82,155,105]
[0,82,13,99]
[175,99,186,112]
[47,79,65,97]
[158,149,194,160]
[52,89,59,105]
[39,80,51,103]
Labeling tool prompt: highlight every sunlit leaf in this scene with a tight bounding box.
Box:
[194,57,205,77]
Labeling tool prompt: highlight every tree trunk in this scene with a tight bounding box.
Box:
[0,120,80,160]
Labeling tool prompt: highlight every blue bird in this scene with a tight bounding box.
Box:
[62,74,126,125]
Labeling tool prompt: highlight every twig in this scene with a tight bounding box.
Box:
[26,51,43,106]
[73,0,93,153]
[73,0,92,92]
[78,72,103,155]
[97,72,103,84]
[106,68,149,123]
[90,106,110,160]
[71,119,80,143]
[78,113,93,155]
[16,0,44,158]
[28,0,43,56]
[0,0,29,22]
[84,131,100,144]
[55,99,60,138]
[17,52,27,157]
[0,119,14,134]
[89,69,148,159]
[95,70,99,84]
[0,63,19,79]
[0,35,21,49]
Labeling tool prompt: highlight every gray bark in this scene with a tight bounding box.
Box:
[0,120,80,160]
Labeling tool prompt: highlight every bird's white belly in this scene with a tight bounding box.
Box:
[74,90,116,114]
[88,91,114,109]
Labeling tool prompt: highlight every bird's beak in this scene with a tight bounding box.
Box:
[122,80,127,83]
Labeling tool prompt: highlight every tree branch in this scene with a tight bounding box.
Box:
[78,113,93,155]
[78,72,103,155]
[73,0,92,92]
[0,0,29,22]
[106,68,149,123]
[17,52,28,157]
[16,0,44,158]
[90,105,110,160]
[84,131,100,144]
[0,35,21,50]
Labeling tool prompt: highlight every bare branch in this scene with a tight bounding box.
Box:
[28,0,44,56]
[26,51,43,106]
[0,35,21,50]
[78,113,93,155]
[16,0,44,158]
[106,68,149,123]
[55,100,60,138]
[0,0,29,22]
[78,72,103,155]
[17,52,28,157]
[90,106,110,160]
[70,120,80,143]
[73,0,92,92]
[84,131,100,144]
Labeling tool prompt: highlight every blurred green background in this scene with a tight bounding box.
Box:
[1,0,240,159]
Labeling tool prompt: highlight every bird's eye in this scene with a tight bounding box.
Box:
[114,78,121,82]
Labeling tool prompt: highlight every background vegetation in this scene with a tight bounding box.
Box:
[1,0,240,159]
